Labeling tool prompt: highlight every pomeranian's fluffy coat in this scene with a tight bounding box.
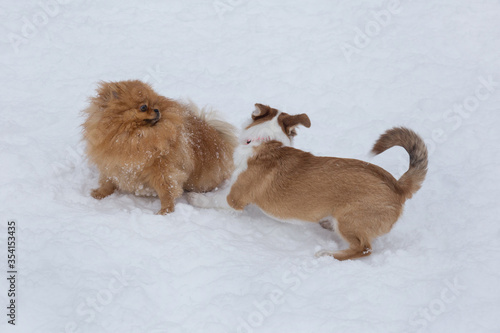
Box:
[82,80,237,214]
[189,104,428,260]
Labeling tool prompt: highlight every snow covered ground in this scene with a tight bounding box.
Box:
[1,0,500,332]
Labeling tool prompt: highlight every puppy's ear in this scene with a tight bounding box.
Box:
[280,113,311,136]
[252,103,272,120]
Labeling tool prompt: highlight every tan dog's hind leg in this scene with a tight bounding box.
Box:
[91,177,116,199]
[316,203,401,260]
[315,214,373,261]
[316,234,372,261]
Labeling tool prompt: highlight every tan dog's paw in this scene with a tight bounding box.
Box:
[226,194,245,211]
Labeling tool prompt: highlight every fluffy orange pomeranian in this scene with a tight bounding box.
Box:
[82,80,237,214]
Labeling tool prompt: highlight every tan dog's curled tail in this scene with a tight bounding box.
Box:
[372,127,428,200]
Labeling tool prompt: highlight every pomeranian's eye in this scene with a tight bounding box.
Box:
[140,105,148,112]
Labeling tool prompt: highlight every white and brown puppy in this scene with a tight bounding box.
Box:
[188,104,428,260]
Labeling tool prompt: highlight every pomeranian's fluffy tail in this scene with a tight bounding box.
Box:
[184,100,238,151]
[372,127,428,200]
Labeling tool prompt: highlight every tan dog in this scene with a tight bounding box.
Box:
[82,80,237,214]
[188,104,428,260]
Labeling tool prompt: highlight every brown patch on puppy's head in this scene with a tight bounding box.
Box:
[246,103,279,129]
[241,103,311,146]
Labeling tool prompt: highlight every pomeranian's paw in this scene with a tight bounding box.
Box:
[157,208,173,215]
[186,192,210,208]
[157,204,175,215]
[91,188,113,200]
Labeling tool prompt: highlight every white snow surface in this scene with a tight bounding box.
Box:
[1,1,500,332]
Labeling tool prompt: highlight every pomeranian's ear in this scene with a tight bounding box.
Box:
[279,113,311,137]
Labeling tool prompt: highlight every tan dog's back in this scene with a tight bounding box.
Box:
[239,142,403,224]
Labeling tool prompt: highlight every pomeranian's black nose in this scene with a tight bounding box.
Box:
[150,109,161,125]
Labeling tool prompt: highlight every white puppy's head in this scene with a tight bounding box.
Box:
[241,103,311,146]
